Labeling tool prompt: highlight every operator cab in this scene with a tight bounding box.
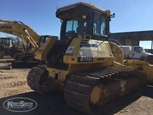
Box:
[26,36,50,51]
[56,2,111,41]
[39,35,51,47]
[47,2,111,70]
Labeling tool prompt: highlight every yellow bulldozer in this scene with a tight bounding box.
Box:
[27,2,147,114]
[0,19,58,67]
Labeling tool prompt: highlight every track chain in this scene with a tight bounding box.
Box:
[64,66,146,115]
[27,65,47,93]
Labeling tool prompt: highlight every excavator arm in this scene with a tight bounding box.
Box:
[0,19,40,49]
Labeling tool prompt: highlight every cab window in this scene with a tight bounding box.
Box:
[39,36,49,46]
[93,12,106,35]
[66,20,78,33]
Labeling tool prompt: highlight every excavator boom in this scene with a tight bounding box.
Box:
[0,19,40,49]
[0,19,59,69]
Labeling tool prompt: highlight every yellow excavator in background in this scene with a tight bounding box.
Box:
[0,19,58,67]
[27,2,147,115]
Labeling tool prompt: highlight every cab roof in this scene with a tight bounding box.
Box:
[56,2,110,15]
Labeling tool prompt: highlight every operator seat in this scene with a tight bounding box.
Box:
[77,21,87,35]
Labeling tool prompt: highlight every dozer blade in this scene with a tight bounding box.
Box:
[12,61,41,68]
[64,66,147,115]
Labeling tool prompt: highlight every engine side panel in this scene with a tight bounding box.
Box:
[34,36,58,61]
[64,38,114,64]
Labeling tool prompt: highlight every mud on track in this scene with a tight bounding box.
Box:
[0,69,153,115]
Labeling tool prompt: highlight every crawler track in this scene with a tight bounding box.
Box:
[27,65,147,115]
[12,61,41,68]
[27,65,48,92]
[64,66,147,115]
[87,91,141,115]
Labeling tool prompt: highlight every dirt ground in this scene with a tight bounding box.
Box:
[0,64,153,115]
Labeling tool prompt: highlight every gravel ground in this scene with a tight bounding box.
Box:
[0,64,153,115]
